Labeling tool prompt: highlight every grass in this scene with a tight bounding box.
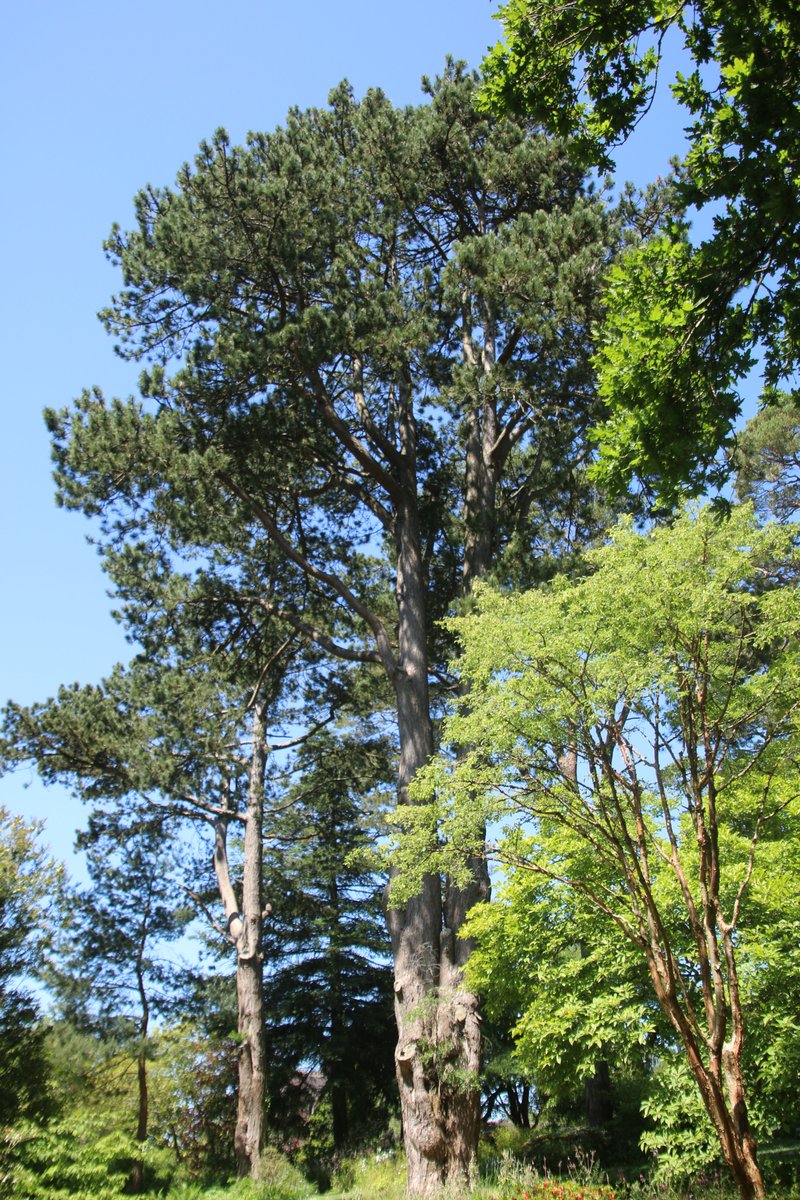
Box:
[150,1136,800,1200]
[203,1143,799,1200]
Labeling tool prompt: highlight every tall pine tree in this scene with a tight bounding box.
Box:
[27,64,646,1189]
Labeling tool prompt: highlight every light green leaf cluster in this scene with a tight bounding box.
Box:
[728,808,800,1135]
[590,231,750,502]
[479,0,672,166]
[463,854,656,1098]
[402,506,799,862]
[640,1056,720,1178]
[392,505,800,1126]
[0,808,61,942]
[0,808,64,1126]
[2,1114,139,1200]
[481,0,800,503]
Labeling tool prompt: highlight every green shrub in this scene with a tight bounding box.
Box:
[2,1114,137,1200]
[163,1166,314,1200]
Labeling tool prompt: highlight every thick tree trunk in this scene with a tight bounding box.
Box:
[385,339,507,1192]
[387,477,485,1194]
[411,330,501,1187]
[388,487,445,1195]
[584,1060,613,1127]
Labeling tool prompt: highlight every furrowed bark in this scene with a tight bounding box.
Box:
[419,303,505,1185]
[388,477,446,1196]
[386,374,486,1193]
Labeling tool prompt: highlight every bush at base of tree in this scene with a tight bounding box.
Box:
[0,1115,167,1200]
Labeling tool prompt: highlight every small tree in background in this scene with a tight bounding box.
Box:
[0,628,303,1180]
[49,827,191,1192]
[0,807,61,1126]
[735,394,800,525]
[261,728,396,1170]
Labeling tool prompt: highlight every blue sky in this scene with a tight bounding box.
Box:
[0,0,690,872]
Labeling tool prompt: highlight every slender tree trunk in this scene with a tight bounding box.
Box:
[328,873,349,1149]
[645,949,765,1200]
[507,1083,531,1129]
[212,700,268,1180]
[129,1045,148,1193]
[129,895,152,1193]
[234,698,268,1178]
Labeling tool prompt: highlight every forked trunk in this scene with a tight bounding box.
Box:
[689,1049,764,1200]
[645,953,765,1200]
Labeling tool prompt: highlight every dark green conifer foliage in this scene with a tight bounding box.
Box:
[261,730,396,1155]
[0,636,299,1181]
[28,62,631,1189]
[735,394,800,524]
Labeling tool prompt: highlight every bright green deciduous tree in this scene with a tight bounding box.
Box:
[464,861,659,1130]
[464,785,800,1175]
[481,0,800,504]
[0,809,61,1128]
[49,828,191,1193]
[397,505,800,1200]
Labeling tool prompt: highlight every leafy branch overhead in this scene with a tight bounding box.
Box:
[482,0,800,503]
